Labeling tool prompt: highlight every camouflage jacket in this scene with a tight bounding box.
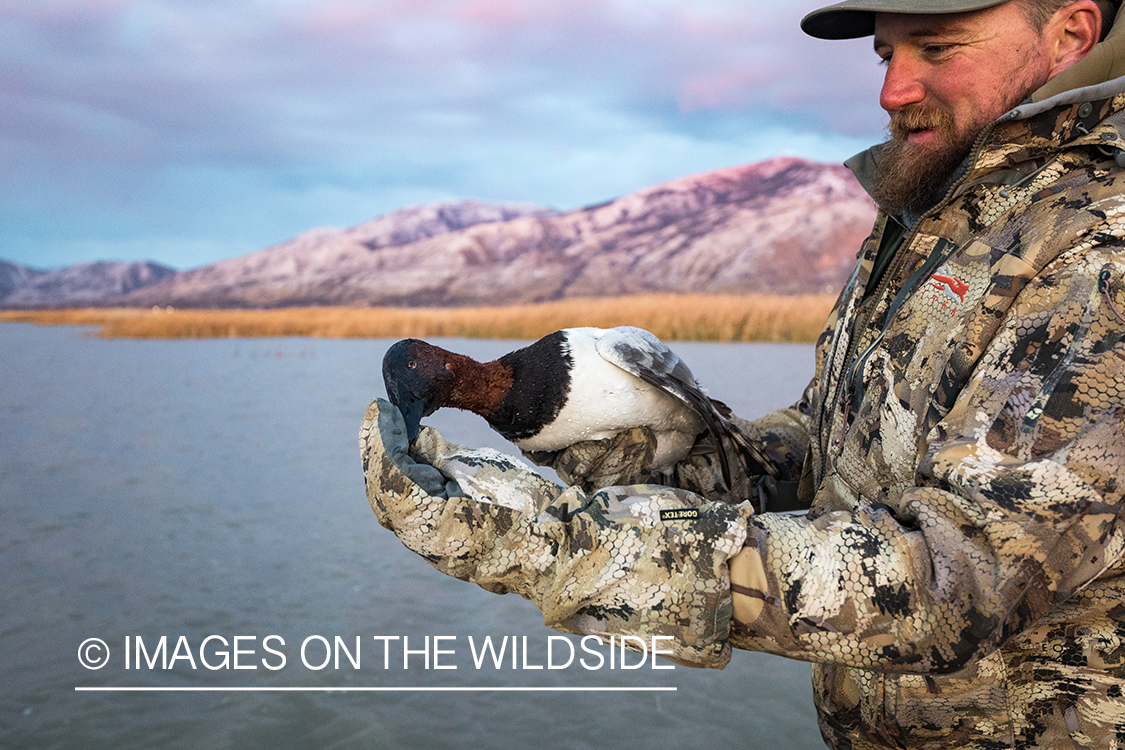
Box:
[362,50,1125,750]
[732,77,1125,747]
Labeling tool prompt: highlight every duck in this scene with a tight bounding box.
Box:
[381,326,777,488]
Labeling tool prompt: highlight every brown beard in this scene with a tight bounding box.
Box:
[870,106,978,215]
[869,69,1045,216]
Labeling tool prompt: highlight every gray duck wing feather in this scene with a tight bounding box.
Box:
[595,327,779,485]
[594,326,707,412]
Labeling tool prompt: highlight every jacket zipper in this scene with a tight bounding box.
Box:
[845,237,962,412]
[820,123,1001,474]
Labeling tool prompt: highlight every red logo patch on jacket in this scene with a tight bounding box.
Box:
[927,265,969,314]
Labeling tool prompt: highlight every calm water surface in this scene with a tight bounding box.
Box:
[1,324,823,750]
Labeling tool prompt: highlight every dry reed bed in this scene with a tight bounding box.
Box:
[0,294,835,342]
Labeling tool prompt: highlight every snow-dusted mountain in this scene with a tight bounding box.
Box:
[1,158,876,308]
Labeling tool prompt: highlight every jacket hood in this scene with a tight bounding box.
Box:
[1033,7,1125,102]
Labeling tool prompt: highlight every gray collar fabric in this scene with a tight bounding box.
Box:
[1032,6,1125,100]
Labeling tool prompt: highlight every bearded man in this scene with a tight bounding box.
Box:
[360,0,1125,746]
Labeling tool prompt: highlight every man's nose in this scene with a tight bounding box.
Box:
[879,55,926,112]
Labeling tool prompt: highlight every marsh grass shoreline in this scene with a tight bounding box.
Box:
[0,294,835,342]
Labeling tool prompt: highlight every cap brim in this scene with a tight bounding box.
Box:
[801,0,1010,39]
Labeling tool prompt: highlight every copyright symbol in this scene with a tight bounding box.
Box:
[78,638,110,670]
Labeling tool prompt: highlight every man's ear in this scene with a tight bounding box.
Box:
[1047,0,1103,77]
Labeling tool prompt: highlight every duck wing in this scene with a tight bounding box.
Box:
[593,327,778,488]
[593,326,715,426]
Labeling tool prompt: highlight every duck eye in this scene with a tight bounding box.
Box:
[406,360,417,369]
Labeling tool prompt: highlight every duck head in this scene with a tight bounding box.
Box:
[382,338,456,442]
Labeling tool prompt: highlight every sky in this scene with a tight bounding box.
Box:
[1,0,889,271]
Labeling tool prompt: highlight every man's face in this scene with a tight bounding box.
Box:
[870,2,1055,213]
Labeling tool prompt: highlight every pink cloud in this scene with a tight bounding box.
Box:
[678,65,773,112]
[450,0,563,27]
[295,3,385,35]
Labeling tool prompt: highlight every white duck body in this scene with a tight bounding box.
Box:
[510,327,706,470]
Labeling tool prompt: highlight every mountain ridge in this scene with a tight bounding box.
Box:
[0,157,876,308]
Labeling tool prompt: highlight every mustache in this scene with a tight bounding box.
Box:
[888,107,955,140]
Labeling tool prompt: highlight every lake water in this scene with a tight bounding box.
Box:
[1,323,825,750]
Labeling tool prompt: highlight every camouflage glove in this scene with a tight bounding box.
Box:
[523,420,782,510]
[360,398,755,668]
[521,427,662,491]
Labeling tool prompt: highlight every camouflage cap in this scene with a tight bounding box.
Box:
[801,0,1010,38]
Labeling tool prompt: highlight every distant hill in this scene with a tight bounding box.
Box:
[0,158,876,309]
[0,260,177,308]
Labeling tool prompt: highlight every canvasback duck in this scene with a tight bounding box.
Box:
[381,326,776,487]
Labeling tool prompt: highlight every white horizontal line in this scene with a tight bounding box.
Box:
[75,686,677,693]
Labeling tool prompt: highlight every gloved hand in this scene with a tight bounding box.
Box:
[360,398,756,668]
[522,418,790,511]
[520,427,660,491]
